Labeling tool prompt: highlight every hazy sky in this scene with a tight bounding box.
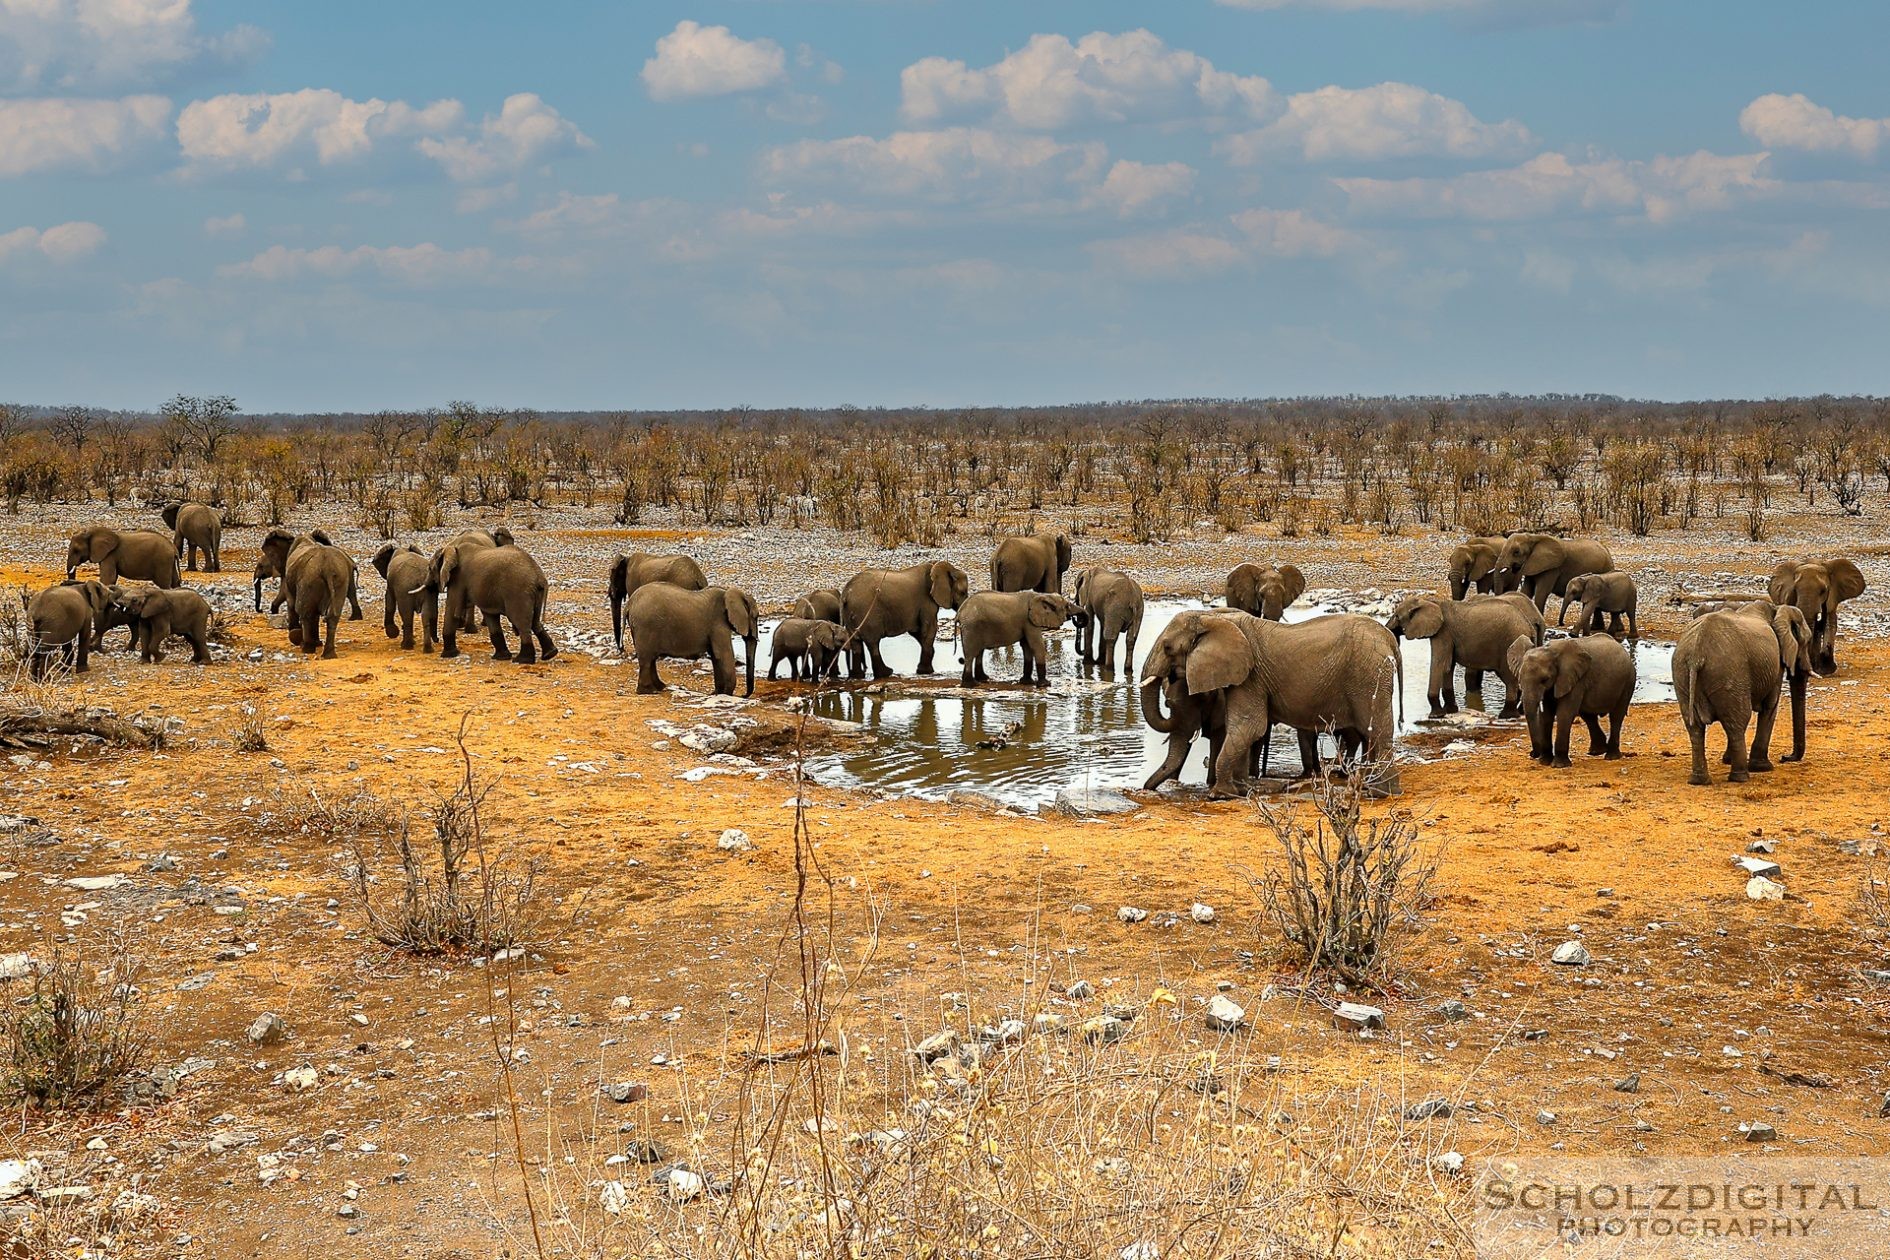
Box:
[3,1,1887,411]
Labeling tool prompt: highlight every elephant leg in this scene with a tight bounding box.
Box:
[1296,729,1321,779]
[711,643,736,696]
[1582,713,1606,755]
[1025,628,1048,685]
[422,601,438,654]
[385,597,398,639]
[960,648,976,686]
[73,630,89,675]
[868,639,892,680]
[399,607,414,650]
[1605,700,1628,760]
[1749,694,1778,773]
[321,613,339,659]
[1211,706,1265,798]
[1725,715,1752,781]
[152,614,174,663]
[1626,609,1637,640]
[913,610,939,675]
[188,627,210,664]
[637,654,665,694]
[348,579,363,621]
[296,610,316,654]
[1551,702,1575,767]
[512,613,538,666]
[1686,720,1711,786]
[1781,671,1806,762]
[769,651,783,681]
[487,613,513,661]
[440,620,459,659]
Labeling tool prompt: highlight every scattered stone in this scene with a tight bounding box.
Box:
[1190,902,1216,924]
[618,1140,665,1164]
[602,1081,648,1105]
[598,1180,629,1216]
[1405,1098,1453,1121]
[1434,1151,1466,1175]
[1550,941,1591,967]
[911,1029,961,1063]
[1205,995,1247,1032]
[716,828,753,854]
[1064,979,1094,1000]
[1116,906,1148,924]
[1032,1012,1067,1035]
[283,1066,318,1093]
[64,874,126,892]
[661,1166,708,1202]
[1748,838,1776,854]
[1877,1093,1890,1120]
[1732,855,1782,879]
[1862,970,1890,988]
[0,1159,41,1201]
[1081,1015,1129,1045]
[1333,1002,1385,1032]
[977,1019,1027,1046]
[1537,1110,1557,1126]
[1742,1121,1777,1143]
[0,954,35,981]
[1436,999,1469,1023]
[246,1013,286,1045]
[1119,1244,1160,1260]
[1745,876,1786,902]
[1614,1073,1641,1094]
[1052,783,1139,817]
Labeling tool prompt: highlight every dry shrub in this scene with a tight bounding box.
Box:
[1254,776,1438,983]
[1861,851,1890,937]
[0,933,150,1107]
[0,590,28,674]
[231,700,269,752]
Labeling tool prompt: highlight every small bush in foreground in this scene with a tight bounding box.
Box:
[0,936,150,1107]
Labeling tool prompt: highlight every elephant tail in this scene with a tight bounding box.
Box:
[1685,655,1712,728]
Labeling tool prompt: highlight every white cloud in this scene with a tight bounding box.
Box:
[1092,159,1195,216]
[177,89,463,170]
[1092,207,1363,279]
[1230,207,1363,257]
[760,127,1108,203]
[1335,150,1778,223]
[415,93,591,182]
[642,20,787,102]
[900,30,1279,129]
[503,191,629,237]
[1213,0,1620,22]
[0,94,170,176]
[1219,82,1533,163]
[202,211,245,237]
[217,242,500,287]
[1740,93,1890,161]
[0,219,105,264]
[0,0,267,93]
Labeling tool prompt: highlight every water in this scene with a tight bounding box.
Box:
[750,600,1676,811]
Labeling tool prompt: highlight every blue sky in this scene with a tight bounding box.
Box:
[2,0,1887,411]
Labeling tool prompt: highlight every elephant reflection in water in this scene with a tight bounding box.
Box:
[955,699,1047,754]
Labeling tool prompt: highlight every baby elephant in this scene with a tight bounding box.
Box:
[1560,571,1638,638]
[112,586,213,665]
[1387,592,1542,719]
[768,617,845,682]
[22,580,114,679]
[957,591,1087,686]
[1506,633,1635,767]
[1673,601,1812,785]
[1072,567,1144,672]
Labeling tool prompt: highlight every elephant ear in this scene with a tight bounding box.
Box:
[1055,533,1072,574]
[161,503,180,530]
[1767,562,1800,608]
[607,555,630,601]
[1824,558,1866,603]
[1072,568,1091,604]
[1773,606,1813,675]
[371,543,397,578]
[1505,634,1533,681]
[816,622,843,650]
[1521,537,1566,577]
[1224,565,1255,611]
[1403,599,1445,640]
[928,562,959,610]
[1470,543,1498,576]
[309,528,335,546]
[1185,616,1251,696]
[1277,564,1306,605]
[1553,644,1591,699]
[437,544,461,589]
[1026,594,1065,630]
[81,581,112,614]
[491,526,515,548]
[724,588,758,638]
[92,528,119,561]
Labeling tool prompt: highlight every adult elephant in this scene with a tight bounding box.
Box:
[1386,592,1542,718]
[1505,634,1634,767]
[22,581,113,679]
[1447,536,1506,599]
[608,552,707,651]
[277,531,356,659]
[66,526,179,589]
[372,543,438,652]
[160,502,222,572]
[1072,567,1144,672]
[1493,533,1613,616]
[1141,676,1228,792]
[840,560,969,679]
[1673,601,1812,785]
[432,528,515,632]
[624,584,757,696]
[1225,562,1305,621]
[255,528,362,620]
[1139,609,1401,798]
[432,540,558,665]
[1768,558,1866,676]
[1559,571,1639,639]
[957,591,1086,686]
[990,530,1072,595]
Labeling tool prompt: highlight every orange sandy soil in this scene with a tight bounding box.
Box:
[1,546,1888,1258]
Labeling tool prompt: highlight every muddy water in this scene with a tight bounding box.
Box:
[752,600,1676,811]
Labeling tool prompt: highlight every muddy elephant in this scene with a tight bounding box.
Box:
[112,586,212,665]
[22,581,113,679]
[160,502,222,573]
[957,592,1086,686]
[1387,592,1542,719]
[768,617,845,682]
[1140,609,1402,798]
[1560,571,1638,639]
[269,530,357,659]
[1072,567,1144,672]
[990,530,1071,595]
[1493,534,1614,616]
[1225,562,1305,621]
[1673,600,1811,785]
[1505,634,1634,767]
[1769,558,1866,676]
[432,541,557,665]
[255,528,361,620]
[372,543,438,653]
[625,584,757,696]
[66,526,179,589]
[608,552,707,651]
[841,561,970,679]
[1447,536,1507,599]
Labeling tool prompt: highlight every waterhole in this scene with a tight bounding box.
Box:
[751,600,1676,812]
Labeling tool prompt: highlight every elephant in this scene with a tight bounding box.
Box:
[255,528,362,620]
[1673,600,1812,785]
[431,540,558,665]
[111,586,212,665]
[1493,533,1614,616]
[957,592,1087,686]
[1447,536,1507,599]
[792,589,864,676]
[372,543,438,652]
[1386,592,1543,719]
[66,526,179,589]
[990,530,1072,595]
[21,581,112,679]
[1769,558,1867,675]
[1139,609,1402,798]
[840,561,970,679]
[1071,567,1144,672]
[1225,562,1306,621]
[1141,675,1229,791]
[768,617,845,682]
[429,528,515,632]
[1504,633,1634,767]
[160,502,222,572]
[1559,571,1639,639]
[608,552,707,651]
[275,531,358,659]
[624,584,758,696]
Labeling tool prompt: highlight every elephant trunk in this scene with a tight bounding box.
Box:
[743,634,757,698]
[252,575,265,612]
[611,592,624,651]
[1813,610,1837,675]
[1449,574,1467,600]
[1788,667,1807,759]
[1139,674,1179,733]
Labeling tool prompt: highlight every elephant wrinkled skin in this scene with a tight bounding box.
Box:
[1225,563,1305,621]
[1505,634,1634,767]
[990,530,1071,595]
[1559,571,1639,639]
[1447,536,1506,599]
[160,502,222,572]
[625,584,758,696]
[66,526,179,589]
[1071,567,1144,672]
[1769,558,1866,676]
[270,530,357,659]
[957,591,1086,686]
[609,552,707,651]
[841,561,969,679]
[1673,600,1812,785]
[22,581,112,679]
[1386,592,1542,718]
[372,543,438,652]
[432,541,558,665]
[112,586,213,665]
[768,617,844,682]
[1494,533,1614,616]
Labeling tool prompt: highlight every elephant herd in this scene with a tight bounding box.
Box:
[28,508,1875,799]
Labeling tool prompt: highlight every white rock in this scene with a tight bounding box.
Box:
[1205,995,1247,1032]
[716,828,753,854]
[599,1180,629,1215]
[64,874,126,892]
[1053,782,1139,817]
[1732,855,1782,879]
[1434,1151,1465,1175]
[283,1066,318,1093]
[1190,902,1216,924]
[0,1158,41,1201]
[1333,1002,1386,1032]
[1117,906,1148,924]
[1746,876,1785,901]
[0,953,35,981]
[664,1167,707,1202]
[1551,941,1591,966]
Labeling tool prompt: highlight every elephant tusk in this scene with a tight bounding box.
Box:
[1139,675,1159,688]
[406,585,430,596]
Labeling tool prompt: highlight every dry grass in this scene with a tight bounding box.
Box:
[0,932,151,1108]
[230,699,269,752]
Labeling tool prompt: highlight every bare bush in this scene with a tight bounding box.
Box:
[0,933,150,1107]
[232,701,269,753]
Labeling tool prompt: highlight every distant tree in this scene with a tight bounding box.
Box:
[162,394,241,464]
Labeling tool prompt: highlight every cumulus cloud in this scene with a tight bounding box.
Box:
[1740,93,1890,161]
[0,0,267,92]
[642,20,787,102]
[1212,0,1621,23]
[900,30,1278,129]
[1092,160,1195,216]
[177,89,463,170]
[0,95,170,176]
[217,242,500,287]
[1092,207,1363,279]
[1335,150,1778,223]
[1219,82,1534,163]
[202,211,245,237]
[415,93,592,182]
[761,127,1108,203]
[0,219,106,264]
